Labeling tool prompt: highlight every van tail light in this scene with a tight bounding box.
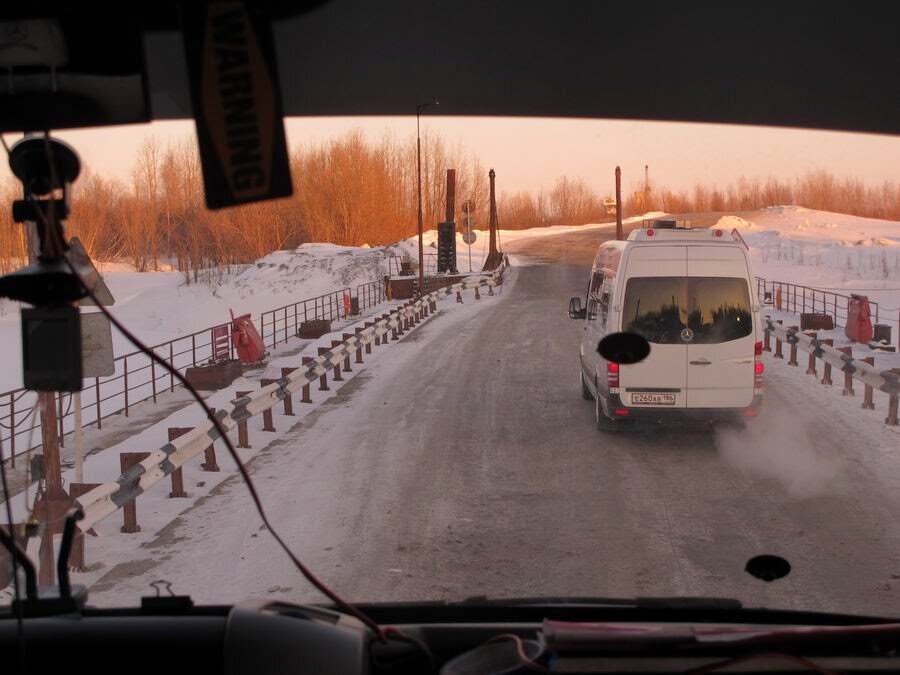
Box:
[614,408,630,417]
[646,229,654,237]
[743,407,759,418]
[607,362,620,388]
[754,341,764,390]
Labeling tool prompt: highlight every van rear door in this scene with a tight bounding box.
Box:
[685,247,755,408]
[618,246,687,409]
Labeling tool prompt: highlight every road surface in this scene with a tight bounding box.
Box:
[90,222,900,617]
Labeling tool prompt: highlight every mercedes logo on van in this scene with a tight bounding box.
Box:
[680,328,694,342]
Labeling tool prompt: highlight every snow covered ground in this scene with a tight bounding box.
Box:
[0,268,515,605]
[718,206,900,319]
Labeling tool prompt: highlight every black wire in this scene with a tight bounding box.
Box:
[0,437,27,675]
[0,130,27,675]
[62,255,387,640]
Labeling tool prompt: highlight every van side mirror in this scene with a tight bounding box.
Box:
[568,297,586,319]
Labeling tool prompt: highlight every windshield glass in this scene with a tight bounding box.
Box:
[1,115,899,619]
[624,277,752,344]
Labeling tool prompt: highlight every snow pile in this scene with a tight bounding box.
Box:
[715,206,900,288]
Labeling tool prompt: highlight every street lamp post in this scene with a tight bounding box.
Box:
[416,100,437,296]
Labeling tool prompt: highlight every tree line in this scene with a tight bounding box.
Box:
[0,130,897,276]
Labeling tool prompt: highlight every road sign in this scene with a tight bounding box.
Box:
[463,230,477,245]
[67,237,115,306]
[462,199,475,214]
[81,311,114,378]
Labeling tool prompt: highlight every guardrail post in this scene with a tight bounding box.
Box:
[488,284,495,296]
[861,357,876,410]
[475,285,481,300]
[316,348,332,389]
[886,369,900,426]
[456,291,463,304]
[838,347,855,396]
[120,452,151,533]
[353,329,364,363]
[396,309,406,335]
[776,321,800,366]
[390,315,399,341]
[820,339,833,385]
[763,316,772,352]
[165,428,191,497]
[340,337,354,371]
[259,380,277,432]
[805,332,818,375]
[280,368,296,416]
[363,322,374,352]
[235,390,252,448]
[301,357,314,402]
[430,298,437,312]
[329,341,345,380]
[201,408,220,472]
[68,482,101,570]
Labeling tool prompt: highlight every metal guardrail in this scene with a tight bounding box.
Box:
[0,323,234,468]
[0,282,393,467]
[73,263,508,532]
[356,281,386,312]
[258,289,349,350]
[755,276,883,328]
[389,253,438,277]
[764,319,900,426]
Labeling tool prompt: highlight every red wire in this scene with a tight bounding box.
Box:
[487,633,548,673]
[686,651,838,675]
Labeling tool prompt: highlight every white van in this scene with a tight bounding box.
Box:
[568,222,763,430]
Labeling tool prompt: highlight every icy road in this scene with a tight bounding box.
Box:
[90,225,900,616]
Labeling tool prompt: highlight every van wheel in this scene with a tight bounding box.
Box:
[581,371,592,400]
[596,396,624,432]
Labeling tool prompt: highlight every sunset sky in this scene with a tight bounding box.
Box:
[2,117,898,198]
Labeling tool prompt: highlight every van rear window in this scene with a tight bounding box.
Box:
[623,277,752,344]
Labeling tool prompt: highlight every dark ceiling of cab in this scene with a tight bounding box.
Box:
[5,1,900,135]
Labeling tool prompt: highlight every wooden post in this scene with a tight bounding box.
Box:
[885,369,900,426]
[280,368,296,416]
[838,346,855,396]
[259,380,276,432]
[301,357,314,403]
[774,320,784,359]
[329,342,345,380]
[364,323,374,353]
[120,452,151,533]
[862,357,876,410]
[164,427,191,498]
[820,339,833,385]
[235,390,252,448]
[354,329,364,363]
[316,348,331,389]
[340,337,353,371]
[805,332,817,375]
[68,482,101,570]
[615,166,623,240]
[788,325,800,366]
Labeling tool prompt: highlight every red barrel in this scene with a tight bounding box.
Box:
[230,310,266,363]
[845,294,874,344]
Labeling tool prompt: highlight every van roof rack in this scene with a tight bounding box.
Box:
[641,218,692,229]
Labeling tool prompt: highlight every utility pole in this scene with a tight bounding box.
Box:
[415,100,437,295]
[483,169,502,270]
[24,195,66,588]
[445,168,456,223]
[615,166,624,240]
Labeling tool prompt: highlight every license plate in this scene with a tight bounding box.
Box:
[630,393,676,406]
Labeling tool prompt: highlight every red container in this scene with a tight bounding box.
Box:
[845,294,874,344]
[230,310,266,364]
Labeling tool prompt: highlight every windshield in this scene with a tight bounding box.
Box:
[1,115,899,618]
[623,277,753,344]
